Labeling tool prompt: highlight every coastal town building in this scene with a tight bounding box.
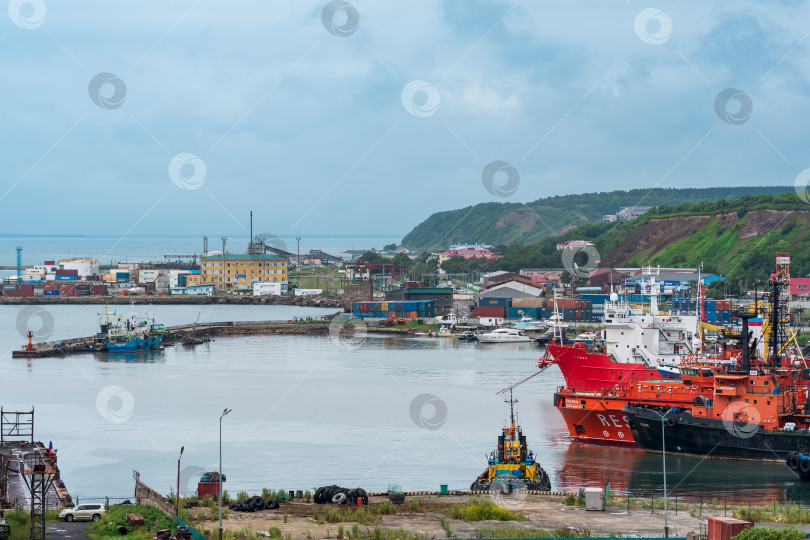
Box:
[437,247,502,265]
[519,268,564,283]
[555,240,594,251]
[199,253,288,292]
[603,206,653,222]
[385,287,453,314]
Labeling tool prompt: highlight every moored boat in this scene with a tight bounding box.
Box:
[471,386,551,492]
[477,328,531,343]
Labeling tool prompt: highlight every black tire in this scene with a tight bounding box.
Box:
[347,489,357,503]
[332,492,347,505]
[315,487,326,504]
[788,452,800,471]
[666,417,676,428]
[65,514,74,522]
[267,500,279,510]
[800,458,810,475]
[92,514,101,522]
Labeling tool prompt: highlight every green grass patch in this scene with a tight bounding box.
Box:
[474,526,581,538]
[734,502,810,524]
[447,498,527,522]
[87,504,174,540]
[732,526,806,540]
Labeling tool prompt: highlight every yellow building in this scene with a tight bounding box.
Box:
[200,254,288,292]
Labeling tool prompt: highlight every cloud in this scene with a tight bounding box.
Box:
[1,0,809,238]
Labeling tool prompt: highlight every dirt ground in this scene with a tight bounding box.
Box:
[205,494,711,538]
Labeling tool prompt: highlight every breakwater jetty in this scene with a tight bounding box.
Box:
[11,317,411,358]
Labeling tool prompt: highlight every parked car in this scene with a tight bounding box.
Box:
[59,503,106,522]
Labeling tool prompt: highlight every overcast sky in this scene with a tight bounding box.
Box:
[1,1,808,240]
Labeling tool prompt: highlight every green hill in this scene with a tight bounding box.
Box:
[432,194,810,288]
[401,186,794,250]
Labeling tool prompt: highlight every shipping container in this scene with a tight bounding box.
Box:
[707,517,752,540]
[402,301,418,311]
[380,302,389,311]
[91,285,108,295]
[55,274,78,281]
[55,269,78,275]
[197,482,222,500]
[478,297,512,307]
[43,290,59,296]
[475,306,506,318]
[512,298,545,308]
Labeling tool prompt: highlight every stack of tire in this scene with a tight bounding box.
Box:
[786,451,810,478]
[314,485,368,505]
[230,496,280,512]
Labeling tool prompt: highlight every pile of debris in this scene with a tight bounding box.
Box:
[230,495,280,512]
[314,485,368,505]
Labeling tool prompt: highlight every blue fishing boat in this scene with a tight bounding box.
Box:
[106,312,165,352]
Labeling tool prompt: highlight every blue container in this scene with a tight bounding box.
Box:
[478,297,511,308]
[403,301,418,311]
[44,290,59,296]
[55,274,78,281]
[395,312,404,317]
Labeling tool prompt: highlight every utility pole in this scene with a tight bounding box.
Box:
[296,237,301,269]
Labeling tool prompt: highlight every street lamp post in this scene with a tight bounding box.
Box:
[176,446,184,517]
[219,408,231,540]
[651,408,672,538]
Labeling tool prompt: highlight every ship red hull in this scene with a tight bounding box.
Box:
[545,343,660,391]
[554,393,636,446]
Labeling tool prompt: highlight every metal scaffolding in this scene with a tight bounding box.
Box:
[0,407,34,445]
[20,452,56,540]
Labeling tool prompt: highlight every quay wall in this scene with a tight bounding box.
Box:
[0,295,343,308]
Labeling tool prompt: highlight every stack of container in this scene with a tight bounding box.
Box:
[352,300,435,319]
[59,284,77,297]
[55,269,78,281]
[44,285,59,296]
[75,283,91,296]
[3,284,35,297]
[90,284,108,296]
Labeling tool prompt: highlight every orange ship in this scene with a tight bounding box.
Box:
[554,363,718,445]
[555,255,807,448]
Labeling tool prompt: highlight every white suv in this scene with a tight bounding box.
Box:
[59,503,106,522]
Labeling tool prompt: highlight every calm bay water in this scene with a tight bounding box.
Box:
[3,304,809,504]
[0,234,402,267]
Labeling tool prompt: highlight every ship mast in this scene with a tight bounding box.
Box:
[497,369,548,436]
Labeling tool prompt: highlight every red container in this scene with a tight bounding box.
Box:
[475,306,506,318]
[707,517,752,540]
[3,289,34,297]
[44,260,55,266]
[56,269,78,275]
[91,285,108,295]
[197,481,221,500]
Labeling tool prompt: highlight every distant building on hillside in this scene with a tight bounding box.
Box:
[555,240,594,251]
[519,268,564,283]
[438,247,502,264]
[603,206,653,223]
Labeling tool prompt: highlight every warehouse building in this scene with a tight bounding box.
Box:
[385,287,453,314]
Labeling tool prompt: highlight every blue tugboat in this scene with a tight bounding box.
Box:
[106,311,165,352]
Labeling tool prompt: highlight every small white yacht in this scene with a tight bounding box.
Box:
[477,328,532,343]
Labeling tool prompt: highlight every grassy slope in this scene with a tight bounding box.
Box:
[401,186,793,249]
[620,213,809,281]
